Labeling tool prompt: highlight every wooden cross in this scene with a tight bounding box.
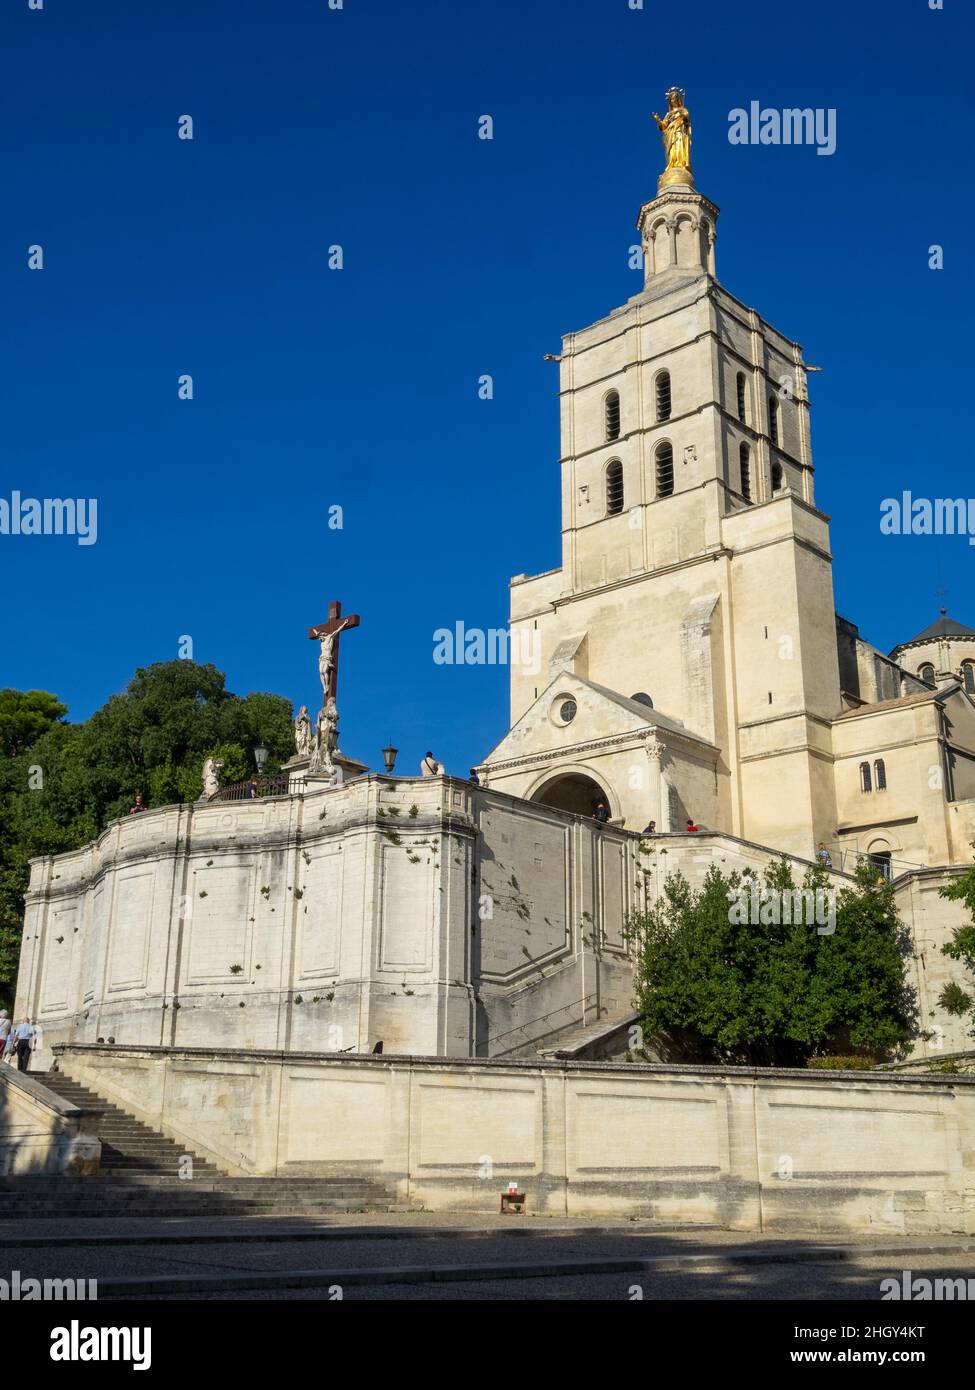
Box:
[308,600,360,703]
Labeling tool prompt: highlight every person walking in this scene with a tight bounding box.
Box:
[817,842,833,868]
[0,1011,11,1063]
[11,1018,35,1073]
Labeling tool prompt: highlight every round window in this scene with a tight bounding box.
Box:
[559,699,577,724]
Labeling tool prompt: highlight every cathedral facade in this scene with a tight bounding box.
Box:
[479,131,975,877]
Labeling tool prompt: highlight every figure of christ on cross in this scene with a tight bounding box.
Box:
[309,601,361,705]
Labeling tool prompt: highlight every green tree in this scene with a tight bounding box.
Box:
[0,688,67,758]
[631,857,916,1066]
[0,662,295,996]
[938,854,975,1039]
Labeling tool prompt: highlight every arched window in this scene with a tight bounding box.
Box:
[768,394,779,447]
[655,371,672,422]
[736,372,747,423]
[630,692,654,709]
[739,443,751,502]
[963,662,975,695]
[771,461,783,492]
[869,851,892,882]
[605,390,621,442]
[606,460,624,515]
[859,761,872,793]
[655,442,674,498]
[874,759,887,791]
[919,663,935,685]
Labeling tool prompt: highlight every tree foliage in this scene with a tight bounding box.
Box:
[939,853,975,1038]
[630,857,917,1066]
[0,663,295,995]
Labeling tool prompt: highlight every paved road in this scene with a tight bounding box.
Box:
[3,1219,973,1301]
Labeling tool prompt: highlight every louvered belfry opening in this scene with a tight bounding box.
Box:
[605,390,621,442]
[656,442,674,497]
[606,460,624,515]
[656,371,672,422]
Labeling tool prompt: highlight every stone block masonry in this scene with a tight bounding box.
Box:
[53,1044,975,1236]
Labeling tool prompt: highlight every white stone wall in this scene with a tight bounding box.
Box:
[16,780,640,1063]
[18,787,974,1064]
[54,1043,975,1235]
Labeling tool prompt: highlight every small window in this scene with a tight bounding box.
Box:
[736,372,747,423]
[859,761,872,793]
[606,460,624,515]
[768,394,779,447]
[771,461,783,492]
[874,759,887,791]
[919,663,935,685]
[963,662,975,695]
[656,371,672,422]
[739,443,751,502]
[630,692,654,709]
[605,390,621,442]
[656,442,674,498]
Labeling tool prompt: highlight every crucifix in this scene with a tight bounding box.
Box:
[309,600,361,705]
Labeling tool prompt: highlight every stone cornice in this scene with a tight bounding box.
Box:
[636,188,721,229]
[483,725,718,776]
[53,1041,975,1085]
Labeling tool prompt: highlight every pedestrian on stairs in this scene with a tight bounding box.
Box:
[11,1018,35,1073]
[0,1011,10,1063]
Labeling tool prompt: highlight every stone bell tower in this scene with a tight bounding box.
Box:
[499,86,842,859]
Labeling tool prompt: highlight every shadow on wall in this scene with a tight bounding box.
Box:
[0,1069,81,1177]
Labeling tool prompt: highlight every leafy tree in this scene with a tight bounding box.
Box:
[938,855,975,1039]
[630,857,916,1066]
[0,689,67,758]
[0,662,295,997]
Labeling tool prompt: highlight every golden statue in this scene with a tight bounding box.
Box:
[653,87,694,190]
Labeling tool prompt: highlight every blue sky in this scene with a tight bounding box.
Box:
[2,0,972,776]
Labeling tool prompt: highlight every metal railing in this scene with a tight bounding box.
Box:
[210,776,293,802]
[820,843,927,881]
[488,993,601,1058]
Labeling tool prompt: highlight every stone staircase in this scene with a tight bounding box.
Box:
[536,1009,639,1061]
[0,1071,395,1219]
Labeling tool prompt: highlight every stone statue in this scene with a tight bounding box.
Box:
[201,757,224,800]
[294,705,313,757]
[653,87,693,187]
[310,697,340,775]
[318,619,354,704]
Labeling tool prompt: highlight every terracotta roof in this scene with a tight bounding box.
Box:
[835,689,942,720]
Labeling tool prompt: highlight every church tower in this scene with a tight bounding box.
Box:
[487,89,842,859]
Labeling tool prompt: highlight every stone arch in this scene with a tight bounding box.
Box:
[527,766,615,819]
[648,216,671,274]
[674,213,700,269]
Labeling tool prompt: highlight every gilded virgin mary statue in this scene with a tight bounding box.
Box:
[652,87,694,190]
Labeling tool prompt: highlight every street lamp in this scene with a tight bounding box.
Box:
[381,742,398,774]
[254,744,269,773]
